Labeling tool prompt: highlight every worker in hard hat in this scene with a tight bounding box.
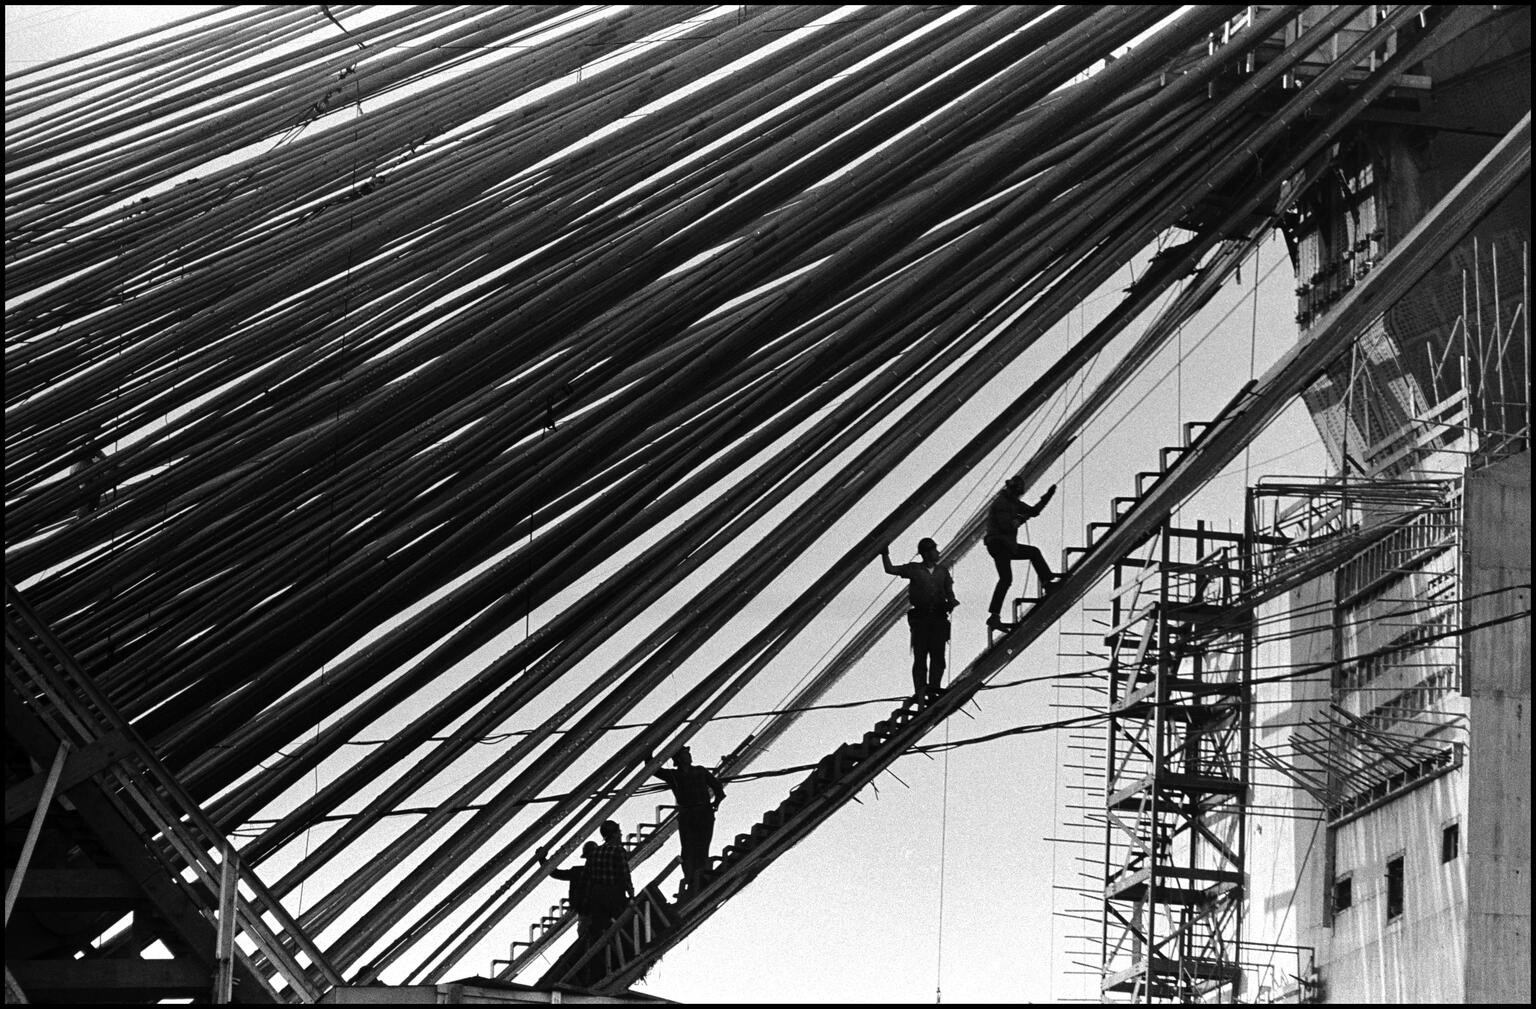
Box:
[654,747,726,896]
[537,841,602,950]
[984,477,1058,631]
[881,536,959,700]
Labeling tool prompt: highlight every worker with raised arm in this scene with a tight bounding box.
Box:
[985,476,1059,631]
[880,537,959,700]
[536,841,601,950]
[653,746,726,896]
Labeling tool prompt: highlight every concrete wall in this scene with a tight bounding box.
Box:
[1462,451,1532,1004]
[1322,532,1470,1003]
[1244,577,1333,998]
[1325,771,1468,1003]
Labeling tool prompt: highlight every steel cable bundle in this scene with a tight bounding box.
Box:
[8,2,1455,984]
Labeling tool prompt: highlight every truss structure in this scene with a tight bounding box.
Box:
[5,4,1528,999]
[1100,518,1252,1002]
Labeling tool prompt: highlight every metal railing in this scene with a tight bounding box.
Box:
[5,580,342,1003]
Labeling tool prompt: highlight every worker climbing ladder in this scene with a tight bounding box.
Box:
[502,806,681,973]
[532,384,1269,994]
[989,380,1260,647]
[536,686,977,990]
[511,113,1536,981]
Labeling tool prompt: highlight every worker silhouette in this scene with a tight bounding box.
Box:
[880,537,958,699]
[585,820,634,928]
[985,477,1058,631]
[537,841,601,949]
[654,746,726,895]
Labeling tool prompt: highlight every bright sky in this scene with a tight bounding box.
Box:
[5,7,1333,1003]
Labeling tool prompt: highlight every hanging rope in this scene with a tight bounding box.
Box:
[935,638,952,1005]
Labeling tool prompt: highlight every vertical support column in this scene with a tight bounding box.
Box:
[1101,559,1124,996]
[1236,500,1256,1003]
[4,741,70,928]
[1146,528,1172,1000]
[214,841,239,1004]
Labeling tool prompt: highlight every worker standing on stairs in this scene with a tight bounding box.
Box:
[654,746,726,895]
[587,820,634,931]
[985,477,1059,631]
[880,537,959,700]
[537,841,601,950]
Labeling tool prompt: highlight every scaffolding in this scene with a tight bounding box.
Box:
[1099,520,1253,1003]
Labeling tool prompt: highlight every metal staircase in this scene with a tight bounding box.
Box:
[535,689,971,992]
[5,580,341,1003]
[985,382,1260,642]
[523,385,1269,995]
[505,103,1536,980]
[502,805,680,973]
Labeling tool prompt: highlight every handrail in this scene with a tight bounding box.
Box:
[5,580,342,1001]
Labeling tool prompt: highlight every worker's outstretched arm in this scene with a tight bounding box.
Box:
[1020,484,1056,520]
[880,546,900,576]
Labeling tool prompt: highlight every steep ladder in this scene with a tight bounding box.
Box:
[536,385,1267,994]
[989,380,1260,641]
[5,581,342,1003]
[537,690,967,991]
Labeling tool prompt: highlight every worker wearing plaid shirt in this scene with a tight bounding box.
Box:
[586,820,634,924]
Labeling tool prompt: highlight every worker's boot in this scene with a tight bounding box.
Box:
[986,613,1014,631]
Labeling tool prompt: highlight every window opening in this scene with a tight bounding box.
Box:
[1386,855,1405,920]
[1442,823,1460,863]
[1333,874,1353,913]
